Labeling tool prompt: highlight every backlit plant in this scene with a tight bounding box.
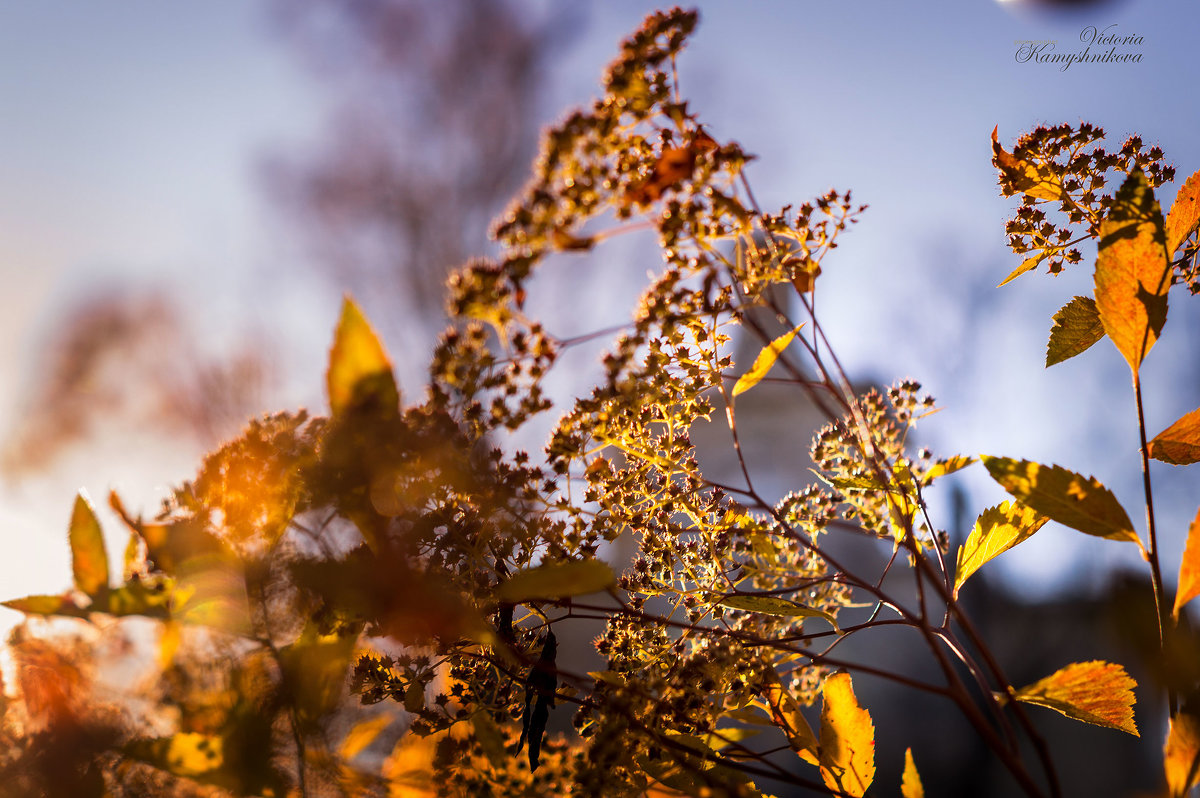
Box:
[4,8,1200,797]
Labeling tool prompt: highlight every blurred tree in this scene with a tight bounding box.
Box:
[263,0,574,326]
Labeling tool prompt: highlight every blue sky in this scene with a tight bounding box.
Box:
[1,0,1198,627]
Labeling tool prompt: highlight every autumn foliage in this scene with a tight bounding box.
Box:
[6,7,1200,797]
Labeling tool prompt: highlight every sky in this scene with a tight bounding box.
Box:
[1,0,1198,633]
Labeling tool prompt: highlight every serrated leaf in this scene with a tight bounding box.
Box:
[1164,707,1200,797]
[922,455,975,484]
[761,671,819,766]
[992,127,1066,202]
[1174,506,1200,619]
[901,748,924,798]
[998,250,1048,288]
[1012,661,1138,736]
[1046,296,1105,367]
[718,594,838,629]
[1150,407,1200,465]
[1,594,88,617]
[818,671,875,796]
[1166,169,1200,256]
[732,324,804,397]
[496,558,615,602]
[68,492,109,596]
[981,456,1140,544]
[1094,169,1170,373]
[340,714,393,761]
[327,296,400,416]
[954,501,1049,596]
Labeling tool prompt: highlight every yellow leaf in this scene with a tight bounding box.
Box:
[1174,506,1200,619]
[717,594,839,629]
[69,492,109,596]
[921,455,976,484]
[496,558,615,602]
[760,671,819,766]
[1166,168,1200,256]
[732,324,804,398]
[1012,661,1138,736]
[327,296,400,417]
[384,731,441,797]
[1094,169,1170,373]
[901,748,924,798]
[1045,296,1105,367]
[1165,708,1200,797]
[981,456,1140,544]
[954,502,1048,597]
[165,733,224,777]
[1150,407,1200,465]
[998,250,1048,288]
[819,672,875,796]
[341,714,393,761]
[159,620,182,669]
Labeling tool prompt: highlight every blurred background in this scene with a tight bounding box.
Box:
[1,0,1199,793]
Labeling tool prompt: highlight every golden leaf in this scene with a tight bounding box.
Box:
[901,747,924,798]
[718,594,838,629]
[340,714,394,761]
[998,250,1048,288]
[921,454,976,484]
[1174,506,1200,619]
[760,671,819,766]
[1046,296,1105,367]
[1166,168,1200,256]
[327,296,400,417]
[1150,407,1200,465]
[495,558,615,602]
[981,456,1140,544]
[1165,708,1200,797]
[819,672,875,796]
[1094,169,1170,373]
[1012,661,1138,736]
[732,324,804,398]
[384,731,441,797]
[954,502,1049,597]
[68,492,109,596]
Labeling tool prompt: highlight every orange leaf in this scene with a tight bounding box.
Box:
[1094,169,1170,373]
[1150,407,1200,465]
[819,672,875,796]
[901,748,924,798]
[327,296,400,417]
[1165,708,1200,797]
[1174,506,1200,619]
[1012,661,1138,736]
[68,492,109,596]
[1166,168,1200,256]
[991,127,1065,201]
